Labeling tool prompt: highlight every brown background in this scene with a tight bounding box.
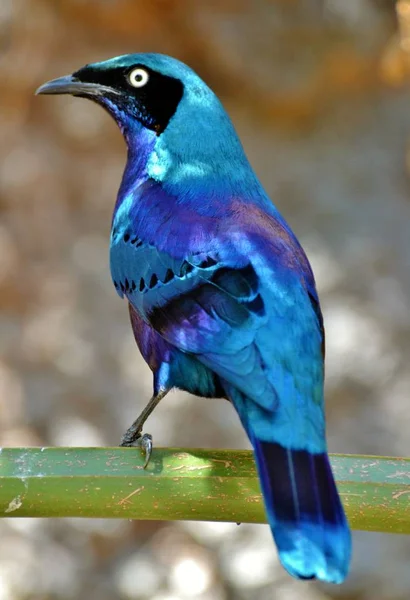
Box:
[1,1,410,599]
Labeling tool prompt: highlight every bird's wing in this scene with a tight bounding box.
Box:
[111,193,325,450]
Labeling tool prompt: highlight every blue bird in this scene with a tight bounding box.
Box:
[36,53,351,583]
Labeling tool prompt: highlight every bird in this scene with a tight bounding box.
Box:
[36,53,351,583]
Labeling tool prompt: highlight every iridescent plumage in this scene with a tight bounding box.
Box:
[37,53,351,583]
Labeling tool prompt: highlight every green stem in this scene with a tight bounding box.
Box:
[0,447,409,533]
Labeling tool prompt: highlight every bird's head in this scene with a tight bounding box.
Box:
[39,54,194,140]
[36,53,257,195]
[36,54,224,142]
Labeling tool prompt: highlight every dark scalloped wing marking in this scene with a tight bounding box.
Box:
[164,269,174,283]
[148,263,264,333]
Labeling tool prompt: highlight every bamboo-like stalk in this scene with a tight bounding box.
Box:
[0,447,409,533]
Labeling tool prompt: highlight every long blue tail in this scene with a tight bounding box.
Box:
[252,437,351,583]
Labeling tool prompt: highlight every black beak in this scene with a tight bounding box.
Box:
[35,74,118,98]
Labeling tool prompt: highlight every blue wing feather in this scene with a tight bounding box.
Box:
[111,190,324,448]
[110,181,350,583]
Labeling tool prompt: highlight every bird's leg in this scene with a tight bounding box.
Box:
[120,389,168,467]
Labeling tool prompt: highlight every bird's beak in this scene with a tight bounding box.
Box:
[35,74,118,98]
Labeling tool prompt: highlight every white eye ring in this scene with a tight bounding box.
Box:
[128,68,149,88]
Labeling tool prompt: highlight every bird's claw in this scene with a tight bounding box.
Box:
[139,433,153,468]
[120,431,153,468]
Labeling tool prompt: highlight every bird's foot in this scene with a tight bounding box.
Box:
[120,431,153,468]
[119,390,168,468]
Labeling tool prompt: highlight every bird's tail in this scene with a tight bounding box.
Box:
[251,435,351,584]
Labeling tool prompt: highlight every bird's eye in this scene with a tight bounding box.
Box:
[128,68,149,88]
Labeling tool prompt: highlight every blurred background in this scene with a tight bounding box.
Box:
[1,0,410,598]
